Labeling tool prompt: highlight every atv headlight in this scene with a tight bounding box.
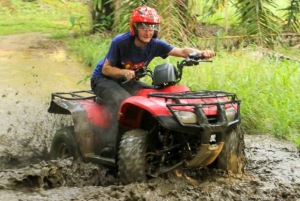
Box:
[174,111,197,124]
[225,107,236,122]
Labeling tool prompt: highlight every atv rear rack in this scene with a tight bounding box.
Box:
[50,90,96,101]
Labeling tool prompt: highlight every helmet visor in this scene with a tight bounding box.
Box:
[135,23,159,31]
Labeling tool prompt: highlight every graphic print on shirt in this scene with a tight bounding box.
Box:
[122,61,147,70]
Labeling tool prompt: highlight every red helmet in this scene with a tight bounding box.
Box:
[130,6,162,38]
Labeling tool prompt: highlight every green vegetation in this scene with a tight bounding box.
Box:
[0,0,299,148]
[90,0,300,48]
[0,0,91,36]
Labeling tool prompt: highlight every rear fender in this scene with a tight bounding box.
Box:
[48,99,111,155]
[48,99,111,127]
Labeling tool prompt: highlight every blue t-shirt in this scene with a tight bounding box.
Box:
[91,32,174,78]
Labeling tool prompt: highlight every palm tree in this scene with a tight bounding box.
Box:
[89,0,300,48]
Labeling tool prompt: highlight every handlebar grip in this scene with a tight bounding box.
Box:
[189,52,205,60]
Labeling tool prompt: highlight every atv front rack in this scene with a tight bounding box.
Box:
[148,90,241,131]
[148,90,238,102]
[50,90,96,101]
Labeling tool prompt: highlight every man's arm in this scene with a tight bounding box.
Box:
[102,58,135,80]
[168,47,215,59]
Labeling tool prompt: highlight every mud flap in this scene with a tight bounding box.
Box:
[185,142,224,168]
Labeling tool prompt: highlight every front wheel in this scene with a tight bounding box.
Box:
[213,124,245,173]
[118,129,148,184]
[50,126,79,160]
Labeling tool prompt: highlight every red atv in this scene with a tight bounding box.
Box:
[48,53,244,184]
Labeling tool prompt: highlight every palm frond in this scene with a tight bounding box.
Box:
[201,0,228,20]
[234,0,281,48]
[155,0,197,45]
[112,0,141,33]
[280,0,300,32]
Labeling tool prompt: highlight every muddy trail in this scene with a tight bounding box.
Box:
[0,33,299,201]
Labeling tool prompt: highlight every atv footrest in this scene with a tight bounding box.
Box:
[83,153,115,166]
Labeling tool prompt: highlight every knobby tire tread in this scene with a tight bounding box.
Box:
[118,129,148,184]
[216,124,245,173]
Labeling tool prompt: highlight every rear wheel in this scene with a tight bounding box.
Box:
[50,126,79,160]
[118,129,148,184]
[213,124,245,173]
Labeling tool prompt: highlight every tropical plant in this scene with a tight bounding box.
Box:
[89,0,300,47]
[89,0,114,31]
[70,14,86,32]
[201,0,300,48]
[201,0,231,33]
[234,0,281,48]
[281,0,300,32]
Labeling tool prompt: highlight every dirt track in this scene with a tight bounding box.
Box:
[0,33,299,201]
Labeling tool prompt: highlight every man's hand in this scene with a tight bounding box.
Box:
[198,50,215,59]
[124,69,135,80]
[102,59,136,79]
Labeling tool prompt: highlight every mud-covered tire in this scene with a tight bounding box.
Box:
[118,129,148,184]
[213,124,245,173]
[50,126,79,160]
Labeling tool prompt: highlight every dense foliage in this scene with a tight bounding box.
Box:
[91,0,300,47]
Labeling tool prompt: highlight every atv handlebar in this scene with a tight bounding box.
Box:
[189,52,205,60]
[184,52,212,66]
[122,52,211,85]
[122,66,149,84]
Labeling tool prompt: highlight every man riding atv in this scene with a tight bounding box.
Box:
[48,6,243,185]
[90,6,215,155]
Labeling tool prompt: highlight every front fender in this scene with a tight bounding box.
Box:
[119,96,170,117]
[119,97,201,134]
[119,96,171,129]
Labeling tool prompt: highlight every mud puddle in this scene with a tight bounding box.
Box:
[0,33,299,201]
[0,33,90,168]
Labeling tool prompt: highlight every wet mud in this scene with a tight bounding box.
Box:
[0,33,299,201]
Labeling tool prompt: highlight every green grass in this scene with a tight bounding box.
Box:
[0,0,90,36]
[65,32,112,68]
